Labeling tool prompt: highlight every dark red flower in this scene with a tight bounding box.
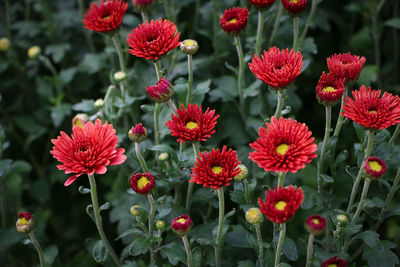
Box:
[128,123,148,142]
[327,52,366,83]
[305,215,326,235]
[51,119,127,186]
[321,256,348,267]
[146,77,174,103]
[127,18,180,61]
[18,212,33,220]
[342,85,400,130]
[132,0,153,12]
[130,172,155,194]
[165,104,219,144]
[281,0,308,15]
[315,72,345,106]
[249,117,317,173]
[219,7,250,35]
[171,214,193,235]
[258,185,303,224]
[248,0,276,9]
[364,157,386,179]
[249,47,303,89]
[82,0,128,33]
[190,146,241,190]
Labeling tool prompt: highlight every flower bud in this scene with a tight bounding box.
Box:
[94,98,105,110]
[364,157,386,179]
[132,0,153,12]
[72,114,89,128]
[130,172,155,194]
[234,164,248,181]
[245,207,263,224]
[27,46,41,59]
[156,220,165,230]
[180,39,199,55]
[128,123,148,143]
[0,38,10,52]
[146,77,174,103]
[305,215,326,235]
[336,214,348,224]
[114,71,127,82]
[281,0,308,16]
[130,205,141,216]
[16,212,35,234]
[159,152,169,161]
[171,214,192,236]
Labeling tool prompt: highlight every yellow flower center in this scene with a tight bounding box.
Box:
[322,86,336,93]
[312,218,320,224]
[185,121,198,129]
[247,209,259,219]
[274,201,287,211]
[17,218,29,226]
[369,110,377,114]
[102,15,111,20]
[289,0,299,2]
[276,144,289,155]
[177,218,186,224]
[184,40,196,47]
[368,161,382,172]
[327,265,337,267]
[137,176,150,190]
[229,18,237,24]
[212,166,223,174]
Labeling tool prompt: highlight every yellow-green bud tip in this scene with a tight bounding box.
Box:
[27,46,41,59]
[336,214,348,224]
[234,164,248,181]
[156,220,165,230]
[0,38,10,52]
[114,71,127,82]
[94,98,105,109]
[180,39,199,55]
[159,152,169,161]
[245,207,262,224]
[130,205,141,216]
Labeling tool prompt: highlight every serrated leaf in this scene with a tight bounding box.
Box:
[282,236,298,261]
[128,237,149,256]
[363,240,399,267]
[72,99,95,112]
[92,240,107,262]
[354,231,381,250]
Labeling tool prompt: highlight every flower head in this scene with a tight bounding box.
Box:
[234,164,248,181]
[336,214,348,224]
[190,146,240,190]
[127,18,180,61]
[156,220,165,230]
[245,208,263,224]
[83,0,128,33]
[321,256,348,267]
[130,172,155,194]
[259,186,303,224]
[171,214,193,236]
[281,0,308,15]
[146,77,174,103]
[0,37,10,52]
[180,39,199,55]
[16,212,35,234]
[132,0,153,12]
[342,86,400,130]
[248,0,276,10]
[128,123,148,142]
[364,157,386,179]
[130,205,141,216]
[114,71,127,82]
[219,7,250,36]
[51,119,126,186]
[315,72,345,106]
[327,52,366,83]
[94,98,105,109]
[249,47,303,89]
[305,215,326,235]
[28,46,41,59]
[249,117,317,173]
[166,104,219,144]
[72,114,89,128]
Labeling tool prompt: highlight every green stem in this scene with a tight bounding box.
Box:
[351,178,371,224]
[255,223,264,267]
[274,223,286,267]
[147,194,157,264]
[243,179,250,205]
[182,235,193,267]
[78,0,97,53]
[346,130,375,213]
[141,11,148,22]
[292,16,299,51]
[186,142,200,211]
[135,142,149,172]
[269,3,283,46]
[234,36,245,110]
[167,99,177,115]
[274,89,285,118]
[389,124,400,145]
[305,233,314,267]
[333,224,341,252]
[111,35,126,73]
[299,0,317,44]
[186,54,193,104]
[153,61,162,165]
[255,10,264,56]
[38,55,62,98]
[214,188,225,267]
[278,172,286,187]
[29,231,44,267]
[88,174,122,267]
[317,106,332,193]
[162,0,172,21]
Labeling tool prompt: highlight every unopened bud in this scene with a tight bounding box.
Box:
[159,152,169,161]
[336,214,348,224]
[94,98,105,109]
[171,214,192,236]
[132,0,153,12]
[180,39,199,55]
[16,212,35,234]
[305,215,326,235]
[234,164,248,181]
[156,220,165,230]
[27,46,41,59]
[0,38,10,52]
[146,77,174,103]
[128,123,148,143]
[72,114,89,128]
[245,207,262,224]
[114,71,127,82]
[130,205,141,216]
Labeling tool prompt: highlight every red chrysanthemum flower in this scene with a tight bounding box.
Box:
[132,0,153,12]
[16,212,35,234]
[82,0,128,33]
[165,104,219,144]
[219,7,250,35]
[342,85,400,130]
[315,72,345,106]
[364,156,386,179]
[281,0,308,15]
[248,0,276,9]
[190,146,241,190]
[305,215,326,235]
[258,185,303,224]
[51,119,127,186]
[130,172,155,194]
[249,47,303,89]
[327,52,366,83]
[171,214,193,236]
[249,117,317,173]
[321,256,348,267]
[127,18,180,61]
[146,77,174,103]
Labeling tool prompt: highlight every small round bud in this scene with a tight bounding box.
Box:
[364,157,386,179]
[132,0,153,12]
[130,205,141,216]
[171,214,192,236]
[72,114,89,128]
[158,152,169,161]
[114,71,127,82]
[180,39,199,55]
[156,220,165,230]
[16,212,35,234]
[146,77,174,103]
[336,214,348,224]
[27,46,41,59]
[128,123,148,143]
[0,38,10,52]
[234,164,248,181]
[305,215,326,235]
[245,207,263,224]
[94,98,105,110]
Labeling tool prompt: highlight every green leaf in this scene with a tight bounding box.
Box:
[44,245,59,265]
[243,80,262,98]
[99,202,110,211]
[72,99,95,112]
[353,231,382,250]
[156,206,172,218]
[148,144,176,157]
[357,65,377,87]
[92,240,107,262]
[192,188,215,203]
[51,103,72,127]
[128,237,149,256]
[160,242,186,265]
[321,174,334,183]
[224,225,253,248]
[341,223,363,235]
[78,53,106,74]
[45,43,71,63]
[363,240,399,267]
[238,261,255,267]
[282,236,298,261]
[209,76,237,102]
[385,18,400,30]
[59,67,77,86]
[192,246,202,267]
[36,77,54,99]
